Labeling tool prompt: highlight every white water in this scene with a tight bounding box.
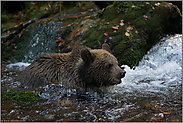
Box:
[109,34,182,94]
[6,62,30,72]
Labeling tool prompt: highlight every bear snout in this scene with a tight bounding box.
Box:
[120,70,126,78]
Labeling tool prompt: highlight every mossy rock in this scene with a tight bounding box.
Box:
[3,90,41,104]
[1,1,181,69]
[94,1,181,68]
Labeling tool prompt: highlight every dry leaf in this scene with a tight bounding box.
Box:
[84,16,91,19]
[35,20,41,24]
[43,19,47,22]
[95,20,99,22]
[78,2,81,7]
[56,39,61,42]
[19,32,23,37]
[104,32,108,36]
[125,32,130,37]
[72,31,77,38]
[101,19,105,22]
[104,22,110,25]
[12,24,18,27]
[77,28,82,32]
[81,11,88,14]
[155,2,161,6]
[58,42,63,46]
[120,22,124,26]
[67,24,72,27]
[33,6,39,9]
[112,26,118,30]
[163,112,171,115]
[135,30,139,34]
[128,26,133,30]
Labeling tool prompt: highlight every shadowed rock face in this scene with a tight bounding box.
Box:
[16,43,126,89]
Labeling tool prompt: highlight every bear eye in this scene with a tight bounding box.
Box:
[107,63,113,69]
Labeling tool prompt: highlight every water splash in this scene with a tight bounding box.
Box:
[114,34,182,94]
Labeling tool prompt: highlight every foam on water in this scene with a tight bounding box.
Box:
[113,34,182,94]
[7,62,30,68]
[6,62,30,71]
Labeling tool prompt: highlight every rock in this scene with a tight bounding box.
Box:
[66,19,97,42]
[1,19,35,43]
[95,1,182,68]
[94,1,113,9]
[58,99,73,107]
[2,2,181,69]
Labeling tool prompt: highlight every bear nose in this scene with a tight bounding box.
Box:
[120,70,126,78]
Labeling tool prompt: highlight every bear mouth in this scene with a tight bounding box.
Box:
[113,78,122,84]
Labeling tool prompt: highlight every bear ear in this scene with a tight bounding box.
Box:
[102,43,111,53]
[81,48,95,64]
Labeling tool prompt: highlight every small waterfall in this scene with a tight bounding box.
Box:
[112,34,182,94]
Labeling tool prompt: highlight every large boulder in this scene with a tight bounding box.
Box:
[2,1,181,69]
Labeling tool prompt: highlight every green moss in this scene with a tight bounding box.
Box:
[97,10,104,17]
[114,40,127,51]
[149,9,154,13]
[3,90,41,104]
[86,31,102,46]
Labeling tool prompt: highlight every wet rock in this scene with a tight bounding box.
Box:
[1,19,35,43]
[1,2,100,62]
[98,1,182,68]
[66,19,97,41]
[58,99,74,107]
[2,1,181,69]
[44,114,55,121]
[150,113,164,122]
[123,111,148,121]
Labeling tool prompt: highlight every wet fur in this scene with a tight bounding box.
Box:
[16,44,120,89]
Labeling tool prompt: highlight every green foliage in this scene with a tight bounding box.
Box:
[113,1,128,6]
[113,1,129,14]
[149,9,154,13]
[1,14,8,23]
[3,90,41,104]
[97,10,104,17]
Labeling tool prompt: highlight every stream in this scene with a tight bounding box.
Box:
[1,34,182,122]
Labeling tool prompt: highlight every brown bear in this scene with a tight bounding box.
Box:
[16,43,126,90]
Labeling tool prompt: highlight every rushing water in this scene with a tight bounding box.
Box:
[1,34,182,122]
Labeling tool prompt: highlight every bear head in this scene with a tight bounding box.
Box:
[77,43,126,88]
